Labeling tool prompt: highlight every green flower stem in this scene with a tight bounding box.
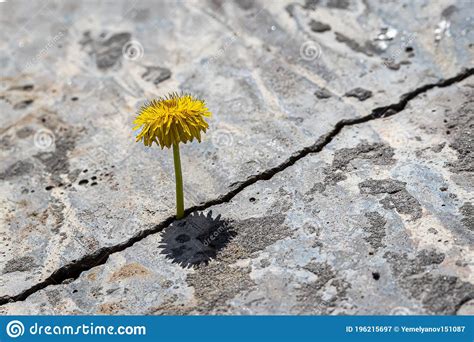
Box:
[173,143,184,219]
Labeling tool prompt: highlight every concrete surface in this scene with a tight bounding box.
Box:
[0,0,473,314]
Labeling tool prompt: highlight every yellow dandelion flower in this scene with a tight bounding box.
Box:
[132,92,212,220]
[133,93,211,148]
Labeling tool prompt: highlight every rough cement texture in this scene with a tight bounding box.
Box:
[0,0,473,314]
[2,78,472,315]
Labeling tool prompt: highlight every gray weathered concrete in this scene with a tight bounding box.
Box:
[0,0,472,313]
[2,75,472,314]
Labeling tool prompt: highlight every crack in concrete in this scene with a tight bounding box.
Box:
[1,67,472,306]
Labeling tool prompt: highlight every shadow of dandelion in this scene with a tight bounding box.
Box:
[159,211,236,268]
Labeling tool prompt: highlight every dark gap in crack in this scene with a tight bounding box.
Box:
[1,67,472,306]
[454,294,474,315]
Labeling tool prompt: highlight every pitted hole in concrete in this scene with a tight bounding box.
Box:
[78,179,89,186]
[249,197,256,203]
[45,185,54,191]
[13,99,34,110]
[372,272,380,280]
[8,84,34,91]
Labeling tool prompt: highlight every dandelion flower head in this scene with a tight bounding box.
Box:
[133,93,211,148]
